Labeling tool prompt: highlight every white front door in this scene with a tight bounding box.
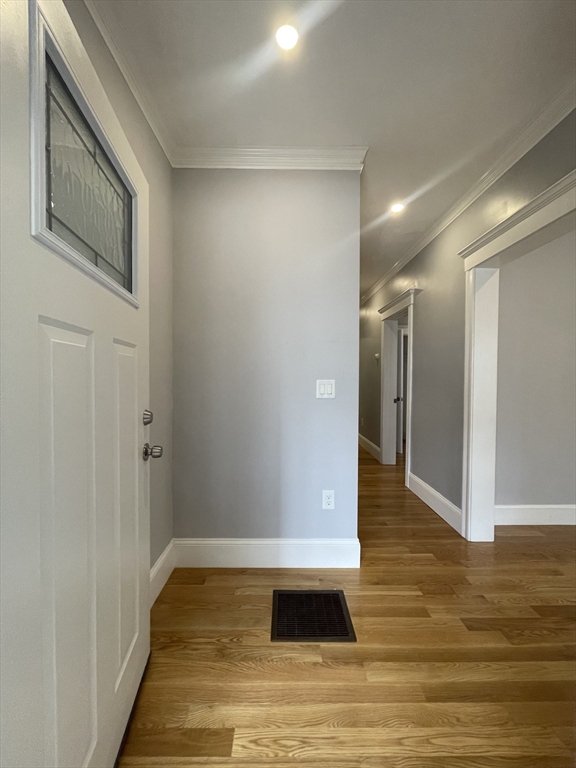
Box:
[0,2,150,766]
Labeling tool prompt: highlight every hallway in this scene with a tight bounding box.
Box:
[120,448,576,766]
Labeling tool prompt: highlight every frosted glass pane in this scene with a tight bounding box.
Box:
[51,219,97,265]
[46,56,132,291]
[48,66,96,156]
[97,257,126,287]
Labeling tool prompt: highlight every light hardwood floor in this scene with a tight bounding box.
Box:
[119,447,576,767]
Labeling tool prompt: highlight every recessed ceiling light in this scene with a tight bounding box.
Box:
[390,203,405,213]
[276,25,299,50]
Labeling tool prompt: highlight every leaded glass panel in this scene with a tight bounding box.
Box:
[45,55,133,292]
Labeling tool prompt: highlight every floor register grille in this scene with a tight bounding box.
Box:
[271,589,357,642]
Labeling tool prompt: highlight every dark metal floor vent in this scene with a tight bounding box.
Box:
[271,590,356,642]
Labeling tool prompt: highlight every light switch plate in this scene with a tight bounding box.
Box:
[316,380,335,398]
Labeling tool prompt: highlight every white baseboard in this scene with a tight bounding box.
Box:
[495,505,576,526]
[359,433,381,462]
[408,472,463,535]
[149,539,175,607]
[173,538,361,568]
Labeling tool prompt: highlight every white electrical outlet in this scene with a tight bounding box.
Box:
[322,490,335,510]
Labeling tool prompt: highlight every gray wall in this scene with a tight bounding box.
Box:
[496,229,576,505]
[360,110,576,507]
[65,0,173,565]
[173,170,360,539]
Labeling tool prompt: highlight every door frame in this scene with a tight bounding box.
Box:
[396,327,408,454]
[379,288,421,485]
[460,170,576,541]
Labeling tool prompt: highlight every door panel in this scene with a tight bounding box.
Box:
[39,320,97,768]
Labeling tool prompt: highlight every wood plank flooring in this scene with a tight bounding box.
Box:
[119,448,576,767]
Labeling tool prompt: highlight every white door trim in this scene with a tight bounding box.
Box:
[460,171,576,541]
[461,267,500,541]
[459,170,576,270]
[396,328,408,454]
[378,289,421,483]
[378,288,421,321]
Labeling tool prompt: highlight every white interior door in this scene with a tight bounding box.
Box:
[380,318,398,464]
[396,329,405,454]
[1,2,150,766]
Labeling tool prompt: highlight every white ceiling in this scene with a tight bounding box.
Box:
[87,0,576,296]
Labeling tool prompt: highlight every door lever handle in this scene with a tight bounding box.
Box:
[143,443,163,461]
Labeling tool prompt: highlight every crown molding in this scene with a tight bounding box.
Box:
[170,146,368,171]
[360,78,576,305]
[84,0,176,161]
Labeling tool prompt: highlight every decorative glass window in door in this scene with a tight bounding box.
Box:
[45,55,133,292]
